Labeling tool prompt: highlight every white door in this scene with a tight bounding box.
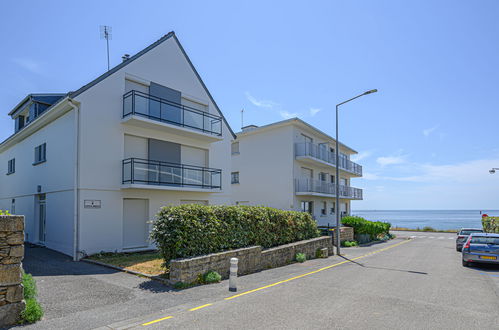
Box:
[123,199,149,249]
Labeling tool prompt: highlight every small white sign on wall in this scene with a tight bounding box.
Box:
[84,200,101,209]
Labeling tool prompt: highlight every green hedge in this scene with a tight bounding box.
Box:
[482,217,499,233]
[341,216,391,240]
[150,204,320,264]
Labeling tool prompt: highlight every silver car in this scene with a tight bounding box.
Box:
[456,228,483,251]
[462,233,499,267]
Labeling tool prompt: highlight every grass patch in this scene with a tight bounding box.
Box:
[87,251,167,276]
[392,227,457,233]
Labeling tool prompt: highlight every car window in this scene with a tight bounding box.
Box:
[470,237,499,245]
[460,230,483,235]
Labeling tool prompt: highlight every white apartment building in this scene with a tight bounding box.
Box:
[231,118,363,227]
[0,32,235,259]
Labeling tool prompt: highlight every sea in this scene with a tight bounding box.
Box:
[350,210,499,231]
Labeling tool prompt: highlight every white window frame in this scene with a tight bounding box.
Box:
[34,143,46,165]
[7,158,15,175]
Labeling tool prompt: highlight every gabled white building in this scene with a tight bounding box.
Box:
[0,32,235,259]
[231,118,363,227]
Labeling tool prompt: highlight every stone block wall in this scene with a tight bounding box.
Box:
[170,236,332,284]
[0,215,25,327]
[332,226,354,245]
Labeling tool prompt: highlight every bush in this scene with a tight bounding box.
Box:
[20,271,43,324]
[482,216,499,233]
[203,270,222,284]
[295,253,306,263]
[151,205,320,265]
[422,226,436,232]
[21,299,44,324]
[341,216,391,240]
[341,240,358,247]
[0,210,10,215]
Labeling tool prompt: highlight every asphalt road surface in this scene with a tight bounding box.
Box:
[22,232,499,330]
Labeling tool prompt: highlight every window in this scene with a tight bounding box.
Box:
[11,199,15,214]
[34,143,46,165]
[330,175,335,184]
[231,172,239,184]
[301,201,313,214]
[231,142,240,155]
[321,202,327,216]
[7,158,15,174]
[319,172,327,181]
[330,202,336,215]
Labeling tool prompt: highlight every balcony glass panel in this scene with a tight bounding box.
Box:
[295,142,362,175]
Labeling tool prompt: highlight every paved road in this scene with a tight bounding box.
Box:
[22,233,499,329]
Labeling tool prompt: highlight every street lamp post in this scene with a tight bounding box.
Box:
[335,89,377,255]
[489,168,499,174]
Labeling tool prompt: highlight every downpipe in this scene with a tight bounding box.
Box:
[68,99,80,261]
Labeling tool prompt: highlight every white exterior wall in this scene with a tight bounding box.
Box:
[72,36,232,256]
[231,125,294,208]
[0,111,75,254]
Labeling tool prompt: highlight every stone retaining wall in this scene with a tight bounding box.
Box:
[170,236,332,284]
[332,226,354,245]
[0,215,25,327]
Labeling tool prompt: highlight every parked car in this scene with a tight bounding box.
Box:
[462,233,499,267]
[456,228,484,251]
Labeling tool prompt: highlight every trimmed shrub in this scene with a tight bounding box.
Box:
[341,216,391,240]
[482,216,499,233]
[0,210,10,215]
[295,253,306,263]
[203,270,222,284]
[341,240,358,247]
[151,205,320,265]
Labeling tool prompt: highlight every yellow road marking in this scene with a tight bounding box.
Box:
[142,316,173,326]
[189,303,213,311]
[225,239,411,300]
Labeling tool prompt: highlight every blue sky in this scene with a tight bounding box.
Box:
[1,1,498,209]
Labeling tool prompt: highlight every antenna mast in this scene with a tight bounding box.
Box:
[241,109,244,129]
[100,25,112,71]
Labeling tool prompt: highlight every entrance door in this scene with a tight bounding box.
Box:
[38,194,46,243]
[123,199,149,249]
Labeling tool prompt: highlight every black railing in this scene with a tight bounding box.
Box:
[122,158,222,189]
[294,142,363,176]
[123,90,222,136]
[295,178,363,199]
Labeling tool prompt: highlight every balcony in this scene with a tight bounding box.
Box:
[122,158,222,191]
[122,90,223,141]
[295,142,362,176]
[295,178,363,200]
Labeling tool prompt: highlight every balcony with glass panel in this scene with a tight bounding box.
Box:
[295,178,363,200]
[122,158,222,192]
[122,90,223,142]
[294,142,362,176]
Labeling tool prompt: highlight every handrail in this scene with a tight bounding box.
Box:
[295,142,362,175]
[123,90,222,136]
[295,178,363,199]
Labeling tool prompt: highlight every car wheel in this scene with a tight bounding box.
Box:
[462,259,469,267]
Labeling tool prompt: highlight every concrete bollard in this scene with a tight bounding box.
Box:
[229,257,238,292]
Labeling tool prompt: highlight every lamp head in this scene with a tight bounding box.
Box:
[490,169,496,174]
[363,89,378,95]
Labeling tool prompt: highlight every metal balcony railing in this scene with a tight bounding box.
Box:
[123,90,222,136]
[122,158,222,189]
[294,142,362,176]
[295,178,363,199]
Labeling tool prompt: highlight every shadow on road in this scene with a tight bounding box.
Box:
[339,255,428,275]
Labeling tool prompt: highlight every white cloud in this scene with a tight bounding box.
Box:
[423,125,439,137]
[245,92,278,109]
[12,58,43,74]
[362,171,381,180]
[351,150,373,162]
[279,110,298,119]
[309,108,321,116]
[376,155,407,166]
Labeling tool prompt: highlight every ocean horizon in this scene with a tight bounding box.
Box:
[350,209,499,230]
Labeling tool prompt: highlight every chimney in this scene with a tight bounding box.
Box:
[241,125,258,132]
[121,54,131,62]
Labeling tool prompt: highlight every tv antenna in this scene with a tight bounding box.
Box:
[241,109,244,129]
[100,25,112,71]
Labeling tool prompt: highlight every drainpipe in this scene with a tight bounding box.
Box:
[68,99,80,261]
